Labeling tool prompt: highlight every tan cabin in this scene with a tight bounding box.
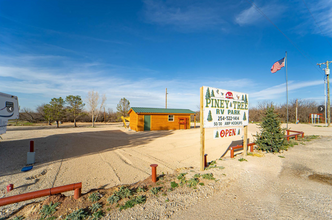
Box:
[128,107,196,131]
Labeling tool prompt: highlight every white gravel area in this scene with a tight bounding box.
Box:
[0,122,331,219]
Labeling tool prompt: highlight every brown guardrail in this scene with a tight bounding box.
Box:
[0,182,82,207]
[286,130,304,141]
[230,142,255,158]
[229,130,305,158]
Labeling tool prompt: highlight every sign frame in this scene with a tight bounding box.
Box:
[200,86,249,171]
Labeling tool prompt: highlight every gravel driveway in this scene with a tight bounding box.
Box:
[171,136,332,219]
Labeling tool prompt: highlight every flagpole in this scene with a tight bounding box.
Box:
[285,51,288,130]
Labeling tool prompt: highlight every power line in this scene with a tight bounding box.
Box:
[244,0,323,74]
[301,0,332,50]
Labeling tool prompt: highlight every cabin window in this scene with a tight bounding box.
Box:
[168,115,174,122]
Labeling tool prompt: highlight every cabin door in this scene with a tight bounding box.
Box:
[144,115,151,131]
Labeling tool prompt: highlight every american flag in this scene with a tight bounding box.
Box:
[271,57,285,73]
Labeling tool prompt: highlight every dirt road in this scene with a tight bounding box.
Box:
[1,122,331,218]
[171,135,332,219]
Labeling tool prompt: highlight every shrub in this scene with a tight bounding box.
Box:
[65,209,86,220]
[150,187,161,195]
[115,186,132,199]
[179,179,187,187]
[177,173,187,180]
[119,195,146,211]
[39,202,60,219]
[205,165,224,170]
[170,181,179,188]
[89,202,102,213]
[136,186,146,193]
[135,195,146,204]
[89,210,104,220]
[88,193,101,202]
[201,173,215,180]
[187,178,199,188]
[107,195,120,204]
[193,173,201,178]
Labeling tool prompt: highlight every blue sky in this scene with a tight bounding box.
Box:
[0,0,330,112]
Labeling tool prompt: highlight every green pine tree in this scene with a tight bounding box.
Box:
[211,90,215,97]
[215,131,219,138]
[205,88,211,99]
[243,112,247,120]
[207,110,213,121]
[244,95,248,103]
[43,97,66,128]
[254,105,287,152]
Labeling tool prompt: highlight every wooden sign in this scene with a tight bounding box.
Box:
[200,86,249,170]
[202,86,249,128]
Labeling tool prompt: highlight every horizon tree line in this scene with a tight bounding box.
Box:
[19,97,328,126]
[19,91,131,128]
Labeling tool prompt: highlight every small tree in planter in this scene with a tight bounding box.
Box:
[255,105,287,152]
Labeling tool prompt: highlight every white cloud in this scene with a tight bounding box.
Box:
[0,54,324,111]
[0,55,200,110]
[235,3,285,26]
[250,80,323,100]
[305,0,332,37]
[142,0,226,31]
[235,5,260,26]
[0,54,258,111]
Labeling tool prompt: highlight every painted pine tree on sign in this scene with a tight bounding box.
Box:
[211,90,215,97]
[205,88,211,99]
[207,110,213,121]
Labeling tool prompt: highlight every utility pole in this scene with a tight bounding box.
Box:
[317,61,331,127]
[296,99,298,124]
[285,51,289,129]
[325,77,327,126]
[165,88,168,109]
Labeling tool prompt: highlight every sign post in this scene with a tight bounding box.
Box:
[200,86,249,166]
[200,87,205,171]
[243,125,248,156]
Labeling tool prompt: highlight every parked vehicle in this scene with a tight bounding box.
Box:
[0,92,19,135]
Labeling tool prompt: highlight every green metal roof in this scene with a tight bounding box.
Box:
[130,107,196,114]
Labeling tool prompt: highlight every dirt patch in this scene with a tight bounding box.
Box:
[308,173,332,186]
[1,123,332,219]
[9,169,221,219]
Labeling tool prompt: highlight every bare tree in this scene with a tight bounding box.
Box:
[86,91,107,127]
[86,90,99,127]
[249,99,322,123]
[107,108,117,122]
[94,94,107,122]
[21,108,37,123]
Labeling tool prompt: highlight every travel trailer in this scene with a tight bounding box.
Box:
[0,92,19,135]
